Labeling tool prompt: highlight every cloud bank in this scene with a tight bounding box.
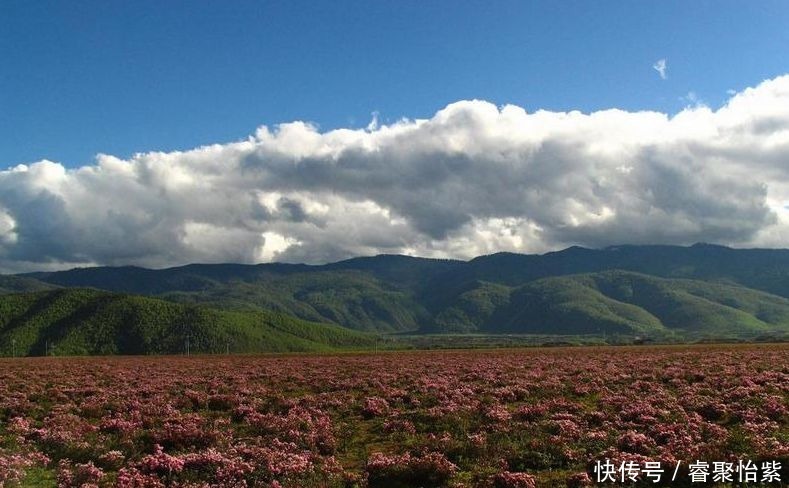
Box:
[2,75,789,272]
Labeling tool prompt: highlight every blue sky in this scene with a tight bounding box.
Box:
[2,1,789,270]
[3,0,788,168]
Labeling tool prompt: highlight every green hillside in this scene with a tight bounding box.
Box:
[160,270,429,333]
[430,271,789,339]
[0,288,379,357]
[0,275,56,294]
[424,280,512,333]
[14,244,789,340]
[27,266,433,333]
[434,243,789,295]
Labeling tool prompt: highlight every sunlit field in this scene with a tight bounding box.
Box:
[1,345,787,487]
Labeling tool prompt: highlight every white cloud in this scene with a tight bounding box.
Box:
[653,58,667,80]
[2,75,789,272]
[679,91,705,107]
[366,111,380,132]
[258,231,301,262]
[0,207,17,247]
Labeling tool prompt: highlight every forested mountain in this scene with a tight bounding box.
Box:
[7,244,789,342]
[0,288,378,356]
[424,271,789,338]
[445,243,789,296]
[22,258,456,332]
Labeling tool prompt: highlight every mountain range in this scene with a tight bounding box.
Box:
[3,243,789,355]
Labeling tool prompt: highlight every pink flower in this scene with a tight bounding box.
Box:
[362,397,390,418]
[490,471,537,488]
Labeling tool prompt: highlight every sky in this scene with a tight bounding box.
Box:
[1,1,789,271]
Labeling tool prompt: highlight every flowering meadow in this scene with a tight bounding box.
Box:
[0,345,787,487]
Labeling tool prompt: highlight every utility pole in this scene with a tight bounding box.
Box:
[11,338,16,358]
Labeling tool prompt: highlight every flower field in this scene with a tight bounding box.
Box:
[0,345,787,487]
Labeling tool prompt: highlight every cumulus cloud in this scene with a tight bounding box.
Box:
[653,58,667,79]
[3,75,789,272]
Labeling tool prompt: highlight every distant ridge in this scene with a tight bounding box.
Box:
[6,244,789,342]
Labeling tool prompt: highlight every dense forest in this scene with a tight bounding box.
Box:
[0,288,378,356]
